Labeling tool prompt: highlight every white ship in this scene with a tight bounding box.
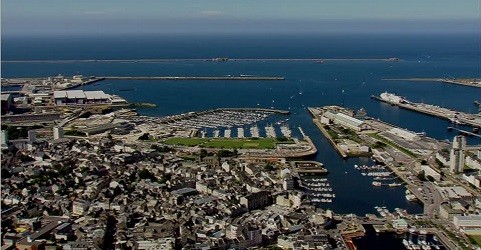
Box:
[380,92,408,104]
[405,190,418,201]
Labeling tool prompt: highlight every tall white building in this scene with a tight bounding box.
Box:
[53,127,64,140]
[28,130,37,143]
[1,130,8,148]
[450,135,466,173]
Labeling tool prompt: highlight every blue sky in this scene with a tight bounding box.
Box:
[2,0,480,35]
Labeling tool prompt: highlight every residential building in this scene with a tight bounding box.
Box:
[1,93,13,115]
[53,127,64,140]
[240,191,272,211]
[450,136,466,173]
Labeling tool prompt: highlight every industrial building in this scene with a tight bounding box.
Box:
[322,111,371,132]
[53,90,116,105]
[453,215,481,232]
[387,128,421,141]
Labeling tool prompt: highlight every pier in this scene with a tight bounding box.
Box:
[224,129,231,138]
[307,107,348,158]
[372,95,481,128]
[293,161,329,174]
[447,127,481,138]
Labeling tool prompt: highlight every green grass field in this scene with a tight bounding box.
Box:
[164,138,209,146]
[368,133,418,158]
[164,137,292,149]
[469,235,481,246]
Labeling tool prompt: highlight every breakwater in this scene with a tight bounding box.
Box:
[3,57,400,63]
[101,76,285,80]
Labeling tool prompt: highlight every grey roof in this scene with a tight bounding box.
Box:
[84,91,109,100]
[1,93,12,101]
[53,91,67,99]
[194,196,217,205]
[66,90,86,99]
[53,90,86,99]
[171,188,197,196]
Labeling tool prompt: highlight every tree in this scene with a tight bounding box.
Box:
[199,149,208,159]
[217,149,235,158]
[138,133,150,140]
[264,164,276,171]
[138,169,157,182]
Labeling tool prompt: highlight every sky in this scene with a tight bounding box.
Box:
[2,0,481,35]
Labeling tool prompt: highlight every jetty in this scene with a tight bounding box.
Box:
[447,127,481,138]
[372,94,481,128]
[292,161,329,175]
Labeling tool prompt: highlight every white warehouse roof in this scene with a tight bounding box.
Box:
[335,113,364,127]
[54,90,109,100]
[66,90,86,99]
[84,91,109,100]
[53,91,67,99]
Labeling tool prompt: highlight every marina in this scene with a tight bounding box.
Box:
[157,108,289,130]
[354,164,403,188]
[300,177,335,204]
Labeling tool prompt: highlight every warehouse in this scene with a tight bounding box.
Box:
[53,90,113,105]
[322,111,371,131]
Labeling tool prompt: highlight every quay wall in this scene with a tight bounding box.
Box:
[372,95,481,128]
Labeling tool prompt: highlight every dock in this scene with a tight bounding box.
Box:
[265,125,276,138]
[447,127,481,138]
[372,95,481,128]
[237,127,245,138]
[224,129,231,138]
[307,108,348,158]
[292,161,329,175]
[280,125,292,138]
[250,125,260,138]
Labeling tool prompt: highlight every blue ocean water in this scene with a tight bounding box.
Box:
[2,33,481,215]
